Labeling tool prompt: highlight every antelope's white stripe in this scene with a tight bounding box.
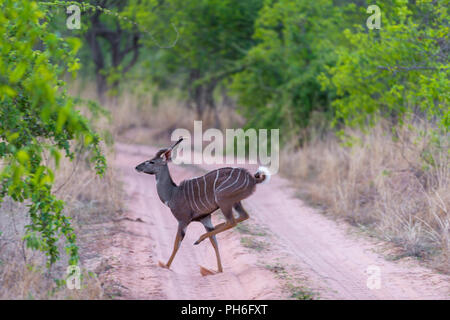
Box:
[218,170,241,192]
[184,182,194,212]
[186,180,194,211]
[217,168,235,190]
[243,173,250,190]
[189,179,199,211]
[190,179,202,212]
[213,169,220,203]
[203,176,212,207]
[196,179,208,211]
[229,173,248,193]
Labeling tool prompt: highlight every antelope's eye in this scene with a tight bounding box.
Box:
[149,161,155,164]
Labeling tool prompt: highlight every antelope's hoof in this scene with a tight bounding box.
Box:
[194,236,206,245]
[199,266,217,276]
[158,261,170,269]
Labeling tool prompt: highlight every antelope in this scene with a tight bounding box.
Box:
[135,138,270,275]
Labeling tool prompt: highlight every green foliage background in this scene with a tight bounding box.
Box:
[0,0,448,266]
[128,0,448,139]
[321,0,449,131]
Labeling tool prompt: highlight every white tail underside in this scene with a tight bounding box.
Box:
[256,166,271,184]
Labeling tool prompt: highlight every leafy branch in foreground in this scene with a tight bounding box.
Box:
[0,0,106,266]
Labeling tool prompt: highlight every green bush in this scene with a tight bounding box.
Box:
[320,0,449,132]
[0,0,106,266]
[230,0,350,139]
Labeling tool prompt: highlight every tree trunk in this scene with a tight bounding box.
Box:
[85,9,140,104]
[205,81,220,128]
[96,73,107,104]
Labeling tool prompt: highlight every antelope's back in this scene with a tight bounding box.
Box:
[179,167,257,215]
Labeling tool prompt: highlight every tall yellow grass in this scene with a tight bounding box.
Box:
[281,121,449,272]
[69,80,244,146]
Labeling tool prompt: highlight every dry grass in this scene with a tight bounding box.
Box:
[281,120,449,272]
[0,140,122,298]
[69,80,244,146]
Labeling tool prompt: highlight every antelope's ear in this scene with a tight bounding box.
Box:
[162,149,172,162]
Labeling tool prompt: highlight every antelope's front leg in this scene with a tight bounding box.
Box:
[199,216,223,274]
[159,223,186,269]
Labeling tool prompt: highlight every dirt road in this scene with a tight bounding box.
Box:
[106,143,449,299]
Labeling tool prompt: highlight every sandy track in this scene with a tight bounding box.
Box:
[111,143,283,299]
[110,143,449,300]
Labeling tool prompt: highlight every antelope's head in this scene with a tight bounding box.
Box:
[135,138,183,175]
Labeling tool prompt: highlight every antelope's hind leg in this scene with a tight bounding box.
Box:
[193,201,251,246]
[158,222,187,270]
[194,204,238,245]
[233,201,249,223]
[199,216,223,275]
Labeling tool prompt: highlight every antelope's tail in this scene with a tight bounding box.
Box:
[254,166,271,184]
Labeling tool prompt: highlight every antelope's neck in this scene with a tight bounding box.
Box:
[155,165,177,205]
